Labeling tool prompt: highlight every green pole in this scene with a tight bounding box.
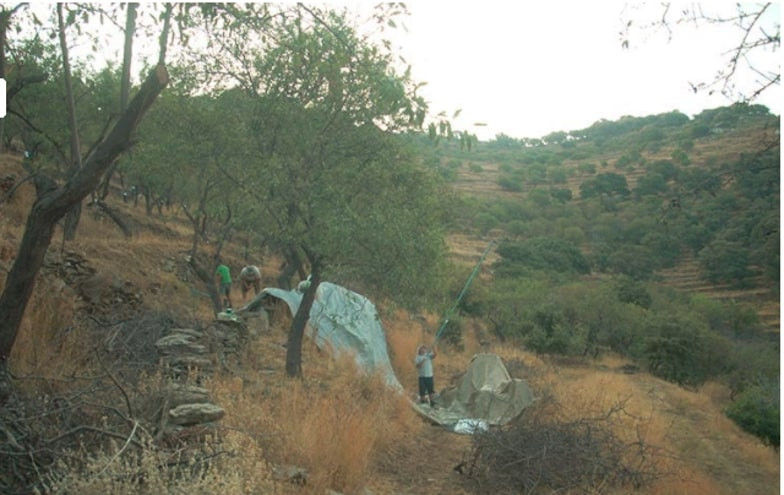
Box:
[434,241,494,344]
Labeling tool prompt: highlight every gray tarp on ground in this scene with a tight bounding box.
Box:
[416,353,535,427]
[248,283,533,429]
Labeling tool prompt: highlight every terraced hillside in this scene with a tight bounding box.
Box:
[657,254,779,334]
[439,110,780,334]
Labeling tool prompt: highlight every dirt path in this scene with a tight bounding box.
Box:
[371,421,474,494]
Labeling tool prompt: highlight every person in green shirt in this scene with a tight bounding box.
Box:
[214,258,233,310]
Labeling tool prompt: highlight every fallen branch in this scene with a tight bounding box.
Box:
[45,425,144,450]
[94,421,139,478]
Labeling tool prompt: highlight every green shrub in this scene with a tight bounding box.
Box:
[634,172,668,197]
[550,187,573,203]
[556,282,647,356]
[498,175,523,192]
[526,321,585,355]
[468,163,483,173]
[548,167,568,184]
[698,239,753,286]
[526,163,548,184]
[677,138,695,151]
[689,295,763,339]
[477,278,554,340]
[725,381,779,446]
[505,219,530,237]
[723,341,779,396]
[645,160,678,181]
[691,123,711,138]
[495,237,590,275]
[438,165,458,181]
[615,277,652,308]
[671,149,690,166]
[438,315,465,350]
[528,188,551,207]
[580,173,630,199]
[605,245,657,280]
[562,226,584,245]
[642,314,729,386]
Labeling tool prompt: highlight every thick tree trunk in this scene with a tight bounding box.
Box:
[0,202,58,360]
[277,246,303,290]
[63,202,81,239]
[0,65,169,362]
[143,187,153,215]
[285,262,320,377]
[188,255,222,314]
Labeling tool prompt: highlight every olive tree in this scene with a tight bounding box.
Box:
[200,7,448,376]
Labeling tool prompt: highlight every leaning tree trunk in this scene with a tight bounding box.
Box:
[0,64,169,363]
[285,260,321,377]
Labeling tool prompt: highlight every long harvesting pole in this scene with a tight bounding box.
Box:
[434,241,495,344]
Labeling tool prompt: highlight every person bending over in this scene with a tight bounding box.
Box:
[240,265,262,299]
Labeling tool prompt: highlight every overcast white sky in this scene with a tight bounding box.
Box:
[24,2,781,142]
[383,1,781,141]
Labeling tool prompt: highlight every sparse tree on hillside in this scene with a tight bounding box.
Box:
[189,7,447,377]
[0,6,173,366]
[0,3,46,150]
[132,90,252,313]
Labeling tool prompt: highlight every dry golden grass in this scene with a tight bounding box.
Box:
[48,430,276,494]
[209,333,424,495]
[6,276,94,384]
[0,155,35,228]
[497,349,779,495]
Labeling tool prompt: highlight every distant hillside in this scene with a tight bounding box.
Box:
[420,103,779,333]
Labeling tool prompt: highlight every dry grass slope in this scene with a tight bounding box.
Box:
[0,152,778,494]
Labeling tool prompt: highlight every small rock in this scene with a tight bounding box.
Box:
[168,403,224,426]
[162,259,176,272]
[272,464,308,485]
[165,384,210,407]
[165,355,213,370]
[155,334,207,355]
[169,328,204,339]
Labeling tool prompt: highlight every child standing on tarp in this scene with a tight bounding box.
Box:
[415,344,437,406]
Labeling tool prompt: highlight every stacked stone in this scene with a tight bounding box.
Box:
[204,319,249,367]
[154,327,224,434]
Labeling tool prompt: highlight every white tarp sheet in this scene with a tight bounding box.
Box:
[260,283,403,390]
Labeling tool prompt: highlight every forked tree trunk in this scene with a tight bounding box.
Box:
[285,260,320,377]
[0,64,169,363]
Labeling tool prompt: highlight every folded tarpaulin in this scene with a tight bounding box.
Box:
[415,353,535,429]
